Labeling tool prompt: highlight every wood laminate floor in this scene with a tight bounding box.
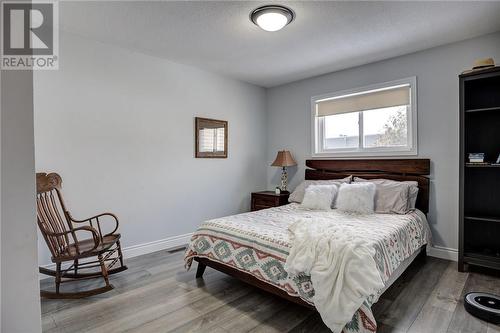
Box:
[41,249,500,333]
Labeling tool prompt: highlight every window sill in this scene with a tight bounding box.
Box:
[311,148,418,158]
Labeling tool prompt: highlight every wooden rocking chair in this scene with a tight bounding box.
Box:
[37,172,127,299]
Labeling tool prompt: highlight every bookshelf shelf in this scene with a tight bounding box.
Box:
[465,164,500,168]
[464,215,500,223]
[465,106,500,113]
[463,252,500,270]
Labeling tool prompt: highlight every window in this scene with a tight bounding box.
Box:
[312,77,417,157]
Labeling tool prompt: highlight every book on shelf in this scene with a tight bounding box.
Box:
[468,152,485,163]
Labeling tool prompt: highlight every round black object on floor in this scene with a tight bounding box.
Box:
[464,292,500,324]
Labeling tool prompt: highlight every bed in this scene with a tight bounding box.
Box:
[184,159,431,333]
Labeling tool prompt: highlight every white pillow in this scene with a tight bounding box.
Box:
[336,183,376,214]
[289,176,351,203]
[301,185,338,210]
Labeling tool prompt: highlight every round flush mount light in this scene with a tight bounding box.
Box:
[250,5,295,32]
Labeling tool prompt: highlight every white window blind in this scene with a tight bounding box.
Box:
[199,128,225,153]
[316,85,410,117]
[216,128,225,151]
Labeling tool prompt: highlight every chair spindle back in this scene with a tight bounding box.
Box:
[36,173,75,259]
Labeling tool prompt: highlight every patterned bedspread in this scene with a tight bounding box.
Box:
[184,203,430,333]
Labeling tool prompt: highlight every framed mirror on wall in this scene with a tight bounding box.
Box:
[195,117,228,158]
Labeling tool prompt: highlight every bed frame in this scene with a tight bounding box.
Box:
[194,158,431,308]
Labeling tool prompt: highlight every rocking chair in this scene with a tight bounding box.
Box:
[37,172,127,299]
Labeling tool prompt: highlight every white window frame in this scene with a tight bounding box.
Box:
[311,77,418,158]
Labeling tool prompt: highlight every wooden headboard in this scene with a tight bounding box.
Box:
[305,159,431,214]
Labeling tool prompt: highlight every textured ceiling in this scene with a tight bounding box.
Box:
[60,1,500,87]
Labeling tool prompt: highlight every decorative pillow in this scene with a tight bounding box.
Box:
[353,177,418,214]
[301,185,338,210]
[336,183,376,214]
[288,176,351,203]
[408,184,419,209]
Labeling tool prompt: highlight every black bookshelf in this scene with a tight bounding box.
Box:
[459,66,500,272]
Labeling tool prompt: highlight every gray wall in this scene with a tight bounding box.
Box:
[1,70,42,331]
[34,32,268,266]
[34,30,500,260]
[266,32,500,252]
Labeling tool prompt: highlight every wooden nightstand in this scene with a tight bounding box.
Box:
[251,191,290,211]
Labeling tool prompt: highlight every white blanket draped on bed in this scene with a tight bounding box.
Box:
[285,217,385,333]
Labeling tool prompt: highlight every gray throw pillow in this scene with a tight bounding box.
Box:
[353,177,417,214]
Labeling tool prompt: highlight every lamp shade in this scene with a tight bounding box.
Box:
[271,150,297,167]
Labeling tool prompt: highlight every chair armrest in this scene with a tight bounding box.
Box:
[68,212,119,237]
[45,226,100,254]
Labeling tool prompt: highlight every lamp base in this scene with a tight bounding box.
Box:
[280,167,288,192]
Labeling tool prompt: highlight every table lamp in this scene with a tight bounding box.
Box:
[271,150,297,192]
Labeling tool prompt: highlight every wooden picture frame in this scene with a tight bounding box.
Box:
[195,117,228,158]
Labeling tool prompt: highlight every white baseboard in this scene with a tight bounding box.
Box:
[39,234,457,282]
[121,233,192,258]
[39,233,192,279]
[427,245,458,262]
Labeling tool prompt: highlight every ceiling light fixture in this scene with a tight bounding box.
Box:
[250,5,294,32]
